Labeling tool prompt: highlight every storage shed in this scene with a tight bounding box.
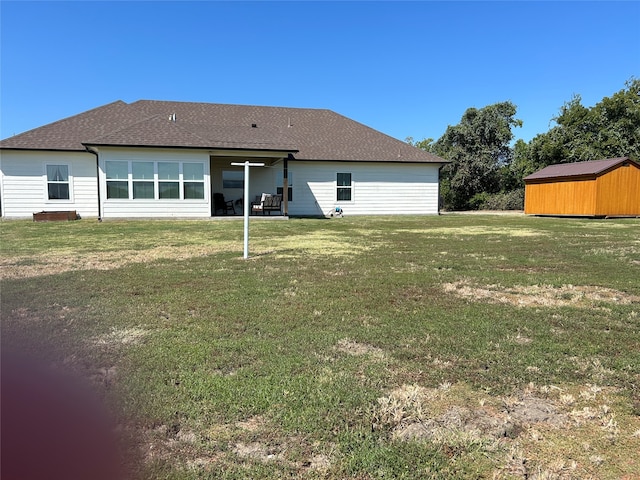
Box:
[524,157,640,217]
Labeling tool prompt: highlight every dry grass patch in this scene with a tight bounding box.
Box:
[372,382,640,479]
[335,338,386,359]
[232,441,286,463]
[256,230,373,259]
[373,383,566,444]
[93,326,149,347]
[136,412,335,475]
[0,243,237,279]
[443,280,640,308]
[400,226,548,237]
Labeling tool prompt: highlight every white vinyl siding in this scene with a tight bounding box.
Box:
[99,148,210,218]
[286,161,442,216]
[1,148,442,219]
[0,150,98,218]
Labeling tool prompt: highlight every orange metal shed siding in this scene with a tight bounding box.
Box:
[594,162,640,215]
[525,163,640,216]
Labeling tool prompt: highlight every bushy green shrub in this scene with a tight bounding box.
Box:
[468,192,491,210]
[477,189,524,210]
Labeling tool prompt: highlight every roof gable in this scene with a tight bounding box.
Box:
[524,157,638,182]
[1,100,446,164]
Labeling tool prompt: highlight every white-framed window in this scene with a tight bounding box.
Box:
[105,160,206,200]
[158,162,179,199]
[277,171,293,202]
[183,163,205,199]
[46,164,71,200]
[132,161,155,199]
[106,161,129,199]
[337,172,352,201]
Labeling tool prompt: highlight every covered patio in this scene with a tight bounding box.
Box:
[209,152,292,217]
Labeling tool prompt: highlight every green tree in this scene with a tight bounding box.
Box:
[432,102,522,210]
[405,137,435,152]
[498,139,534,191]
[527,77,640,167]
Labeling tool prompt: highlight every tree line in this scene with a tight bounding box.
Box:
[408,78,639,211]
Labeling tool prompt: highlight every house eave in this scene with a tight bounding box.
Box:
[287,156,449,165]
[83,143,299,156]
[0,146,87,153]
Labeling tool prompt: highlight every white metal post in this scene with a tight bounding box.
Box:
[231,161,265,259]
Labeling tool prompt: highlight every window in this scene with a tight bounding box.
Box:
[158,162,179,199]
[132,162,155,199]
[106,161,129,199]
[183,163,205,199]
[277,171,293,202]
[106,160,206,200]
[222,170,244,189]
[46,165,70,200]
[337,172,352,201]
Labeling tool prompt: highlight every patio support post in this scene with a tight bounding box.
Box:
[283,157,288,216]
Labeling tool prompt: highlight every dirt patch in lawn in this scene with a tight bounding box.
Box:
[374,384,567,442]
[442,280,640,308]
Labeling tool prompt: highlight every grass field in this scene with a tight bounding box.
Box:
[1,214,639,479]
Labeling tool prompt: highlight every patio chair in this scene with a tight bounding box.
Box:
[251,193,282,215]
[213,193,235,215]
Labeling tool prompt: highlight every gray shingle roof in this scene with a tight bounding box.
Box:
[0,100,446,164]
[524,157,637,181]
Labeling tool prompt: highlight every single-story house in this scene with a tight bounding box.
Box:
[524,157,640,217]
[0,100,448,219]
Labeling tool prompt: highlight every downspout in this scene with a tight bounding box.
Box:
[85,146,102,221]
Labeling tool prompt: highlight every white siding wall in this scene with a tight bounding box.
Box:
[286,161,441,216]
[99,147,211,218]
[0,150,98,218]
[1,150,441,219]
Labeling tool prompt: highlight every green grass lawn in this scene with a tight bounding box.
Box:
[1,214,639,479]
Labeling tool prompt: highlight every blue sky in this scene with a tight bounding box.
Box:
[1,1,638,144]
